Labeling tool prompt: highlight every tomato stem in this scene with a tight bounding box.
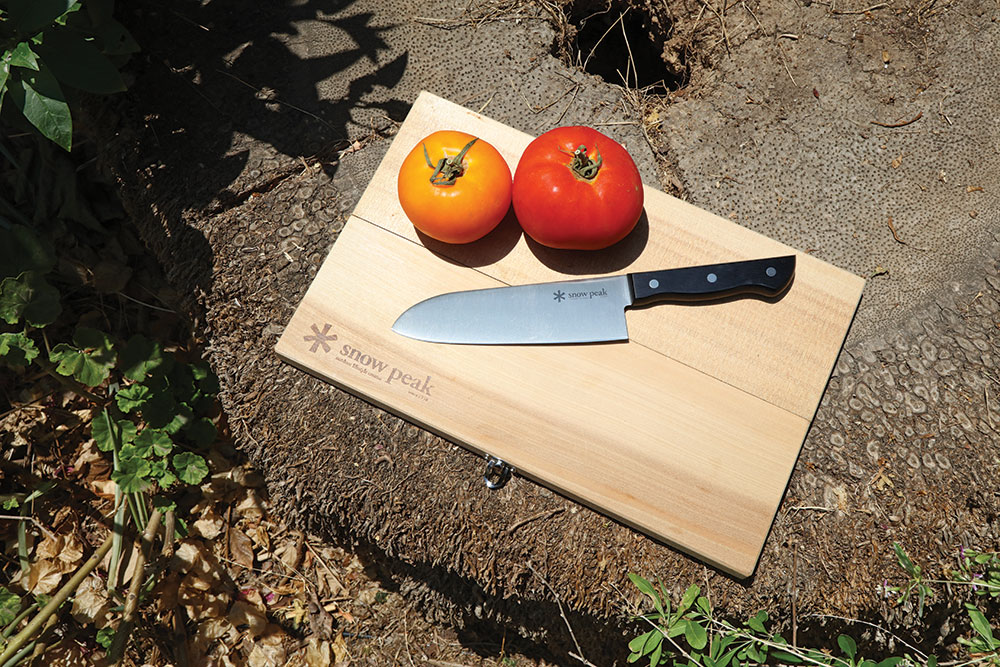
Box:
[566,144,602,181]
[422,138,478,186]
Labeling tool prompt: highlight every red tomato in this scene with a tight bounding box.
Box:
[397,130,512,244]
[512,126,644,250]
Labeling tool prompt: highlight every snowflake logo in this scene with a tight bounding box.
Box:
[303,323,337,353]
[553,290,566,302]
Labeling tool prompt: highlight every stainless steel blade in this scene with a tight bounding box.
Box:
[392,275,633,344]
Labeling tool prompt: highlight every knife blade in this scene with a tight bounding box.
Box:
[392,255,796,345]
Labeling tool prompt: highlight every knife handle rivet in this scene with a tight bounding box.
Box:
[766,266,777,277]
[648,279,660,289]
[706,273,718,283]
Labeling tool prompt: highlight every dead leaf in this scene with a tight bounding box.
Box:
[332,631,351,666]
[71,576,112,628]
[247,627,287,667]
[890,155,903,169]
[192,511,224,540]
[74,439,102,468]
[967,185,984,193]
[305,636,332,667]
[235,489,265,522]
[35,533,64,561]
[179,572,229,620]
[229,526,255,570]
[23,559,63,595]
[228,600,268,638]
[881,49,890,63]
[278,534,303,572]
[59,534,85,570]
[171,539,211,576]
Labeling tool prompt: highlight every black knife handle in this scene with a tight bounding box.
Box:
[628,255,796,306]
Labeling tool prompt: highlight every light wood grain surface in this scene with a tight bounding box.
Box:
[276,92,864,577]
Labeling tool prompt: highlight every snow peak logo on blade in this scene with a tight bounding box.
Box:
[553,287,608,302]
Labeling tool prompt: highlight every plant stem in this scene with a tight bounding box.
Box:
[108,508,162,665]
[0,531,114,665]
[36,360,104,404]
[108,492,128,595]
[1,604,37,639]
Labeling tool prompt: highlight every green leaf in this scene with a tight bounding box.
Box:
[967,605,995,643]
[684,619,707,651]
[151,495,176,513]
[148,460,177,488]
[874,659,903,667]
[8,42,40,70]
[49,327,116,386]
[191,362,220,394]
[0,332,39,367]
[0,272,61,327]
[837,635,857,660]
[770,650,804,664]
[695,596,711,616]
[116,382,151,413]
[111,456,150,493]
[629,631,655,654]
[33,26,127,94]
[7,64,72,151]
[6,0,77,37]
[95,626,114,649]
[0,587,22,626]
[134,428,172,457]
[163,402,193,435]
[91,414,136,452]
[119,335,173,381]
[716,646,741,667]
[648,641,663,667]
[680,585,699,613]
[0,224,55,280]
[747,610,767,634]
[172,452,209,485]
[926,655,937,667]
[893,542,920,577]
[185,417,217,447]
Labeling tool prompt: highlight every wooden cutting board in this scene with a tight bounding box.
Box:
[276,91,865,578]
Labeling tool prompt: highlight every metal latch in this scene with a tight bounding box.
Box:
[483,455,513,490]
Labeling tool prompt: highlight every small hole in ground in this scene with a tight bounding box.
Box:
[566,1,685,91]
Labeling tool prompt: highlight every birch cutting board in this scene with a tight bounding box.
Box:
[276,91,865,577]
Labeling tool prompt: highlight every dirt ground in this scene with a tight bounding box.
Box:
[75,0,1000,662]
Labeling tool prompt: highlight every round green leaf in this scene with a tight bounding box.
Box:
[172,452,209,486]
[91,414,136,452]
[0,587,21,626]
[0,272,61,327]
[111,456,150,493]
[184,417,217,447]
[134,428,173,457]
[116,382,152,413]
[119,335,173,381]
[49,327,116,386]
[0,224,56,280]
[0,332,39,367]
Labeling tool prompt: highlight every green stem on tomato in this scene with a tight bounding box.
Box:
[566,144,602,181]
[423,138,477,186]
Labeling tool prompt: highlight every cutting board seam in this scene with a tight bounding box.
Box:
[348,213,820,421]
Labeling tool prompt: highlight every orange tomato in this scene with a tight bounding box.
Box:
[397,130,512,244]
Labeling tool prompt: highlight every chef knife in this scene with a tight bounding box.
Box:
[392,255,795,345]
